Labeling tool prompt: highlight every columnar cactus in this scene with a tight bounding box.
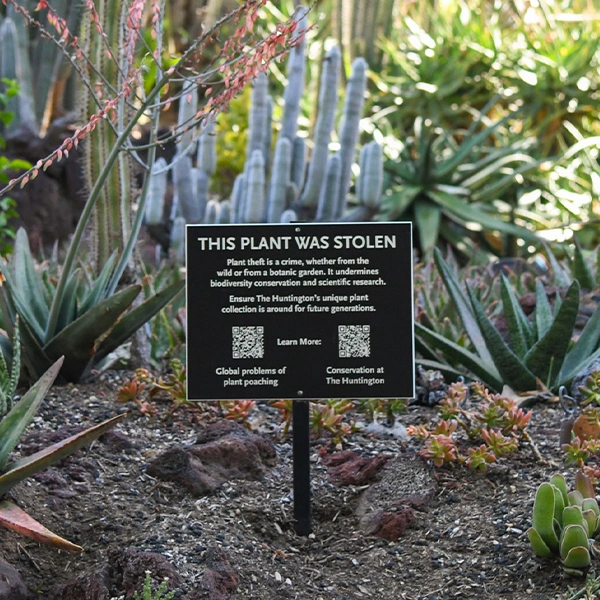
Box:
[146,7,384,261]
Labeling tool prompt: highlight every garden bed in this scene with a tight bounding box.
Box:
[0,372,591,600]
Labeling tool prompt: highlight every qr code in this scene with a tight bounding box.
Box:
[232,326,264,359]
[338,325,370,358]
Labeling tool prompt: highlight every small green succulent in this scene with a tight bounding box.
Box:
[528,472,600,575]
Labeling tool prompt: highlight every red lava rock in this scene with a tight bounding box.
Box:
[365,508,415,541]
[147,421,276,497]
[0,558,28,600]
[189,546,238,600]
[321,451,389,486]
[51,547,181,600]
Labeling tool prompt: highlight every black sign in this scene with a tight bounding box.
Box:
[186,222,414,400]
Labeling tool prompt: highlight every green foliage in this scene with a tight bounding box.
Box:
[272,398,355,443]
[415,248,600,392]
[368,0,600,253]
[0,315,19,418]
[0,78,25,256]
[381,114,544,259]
[109,571,176,600]
[0,356,125,551]
[407,380,531,472]
[133,573,176,600]
[0,229,184,383]
[528,472,600,575]
[135,358,188,414]
[556,571,600,600]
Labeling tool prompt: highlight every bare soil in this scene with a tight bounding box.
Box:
[0,372,592,600]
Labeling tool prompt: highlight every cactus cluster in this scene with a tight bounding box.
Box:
[0,1,83,136]
[145,9,384,261]
[528,472,600,575]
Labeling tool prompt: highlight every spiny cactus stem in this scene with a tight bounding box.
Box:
[46,78,164,339]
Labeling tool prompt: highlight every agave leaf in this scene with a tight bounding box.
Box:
[54,269,81,336]
[0,357,63,471]
[0,413,126,496]
[524,281,580,389]
[534,280,553,339]
[11,228,48,331]
[559,303,600,383]
[532,482,560,552]
[415,323,503,390]
[414,199,442,259]
[0,266,45,342]
[0,499,83,552]
[433,249,498,374]
[93,280,185,365]
[572,238,595,290]
[499,274,533,358]
[527,527,554,558]
[466,285,537,391]
[414,358,468,382]
[43,285,141,382]
[77,250,119,316]
[436,113,514,179]
[428,189,538,242]
[381,185,422,219]
[16,315,56,384]
[543,243,571,287]
[470,157,546,203]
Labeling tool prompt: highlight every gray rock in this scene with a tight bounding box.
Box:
[0,559,28,600]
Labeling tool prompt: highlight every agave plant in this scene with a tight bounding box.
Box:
[0,357,125,551]
[528,472,600,575]
[381,112,545,259]
[416,249,600,392]
[0,229,184,383]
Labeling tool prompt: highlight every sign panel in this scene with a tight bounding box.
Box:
[186,222,414,400]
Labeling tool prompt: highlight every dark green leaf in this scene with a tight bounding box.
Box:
[535,280,553,339]
[415,322,503,390]
[434,249,498,374]
[466,285,538,391]
[93,280,185,364]
[525,281,580,388]
[43,285,141,382]
[414,199,442,260]
[0,357,63,471]
[500,274,533,358]
[0,413,126,496]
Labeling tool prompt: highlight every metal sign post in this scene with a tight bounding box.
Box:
[292,400,311,535]
[185,222,415,536]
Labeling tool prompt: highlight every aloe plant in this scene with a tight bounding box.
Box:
[0,356,126,551]
[382,113,545,259]
[528,472,600,575]
[416,248,600,393]
[0,229,184,383]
